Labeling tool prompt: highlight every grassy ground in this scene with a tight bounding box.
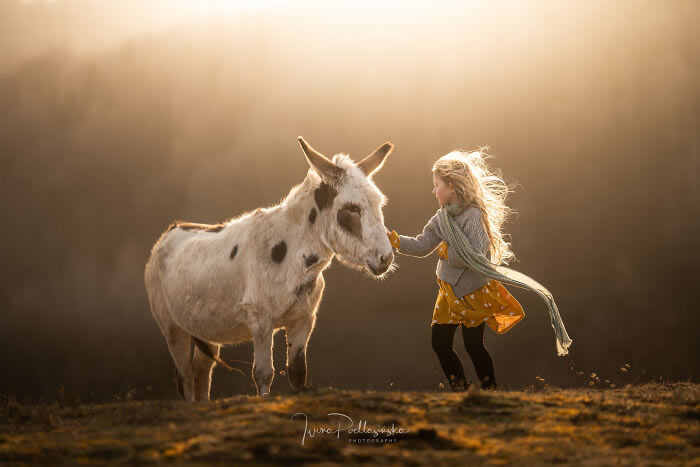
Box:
[0,382,698,465]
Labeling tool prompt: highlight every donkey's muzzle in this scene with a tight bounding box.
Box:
[367,251,394,276]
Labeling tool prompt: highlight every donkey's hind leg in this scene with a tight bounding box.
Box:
[145,260,196,401]
[161,323,196,401]
[192,341,220,401]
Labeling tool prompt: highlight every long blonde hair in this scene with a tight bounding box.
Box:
[432,147,518,265]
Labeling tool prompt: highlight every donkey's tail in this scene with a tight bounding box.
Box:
[191,337,248,376]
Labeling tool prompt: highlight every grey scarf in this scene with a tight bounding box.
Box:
[438,206,572,356]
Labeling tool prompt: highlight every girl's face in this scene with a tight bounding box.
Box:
[432,173,455,207]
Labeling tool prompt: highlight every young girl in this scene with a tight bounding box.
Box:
[387,149,524,391]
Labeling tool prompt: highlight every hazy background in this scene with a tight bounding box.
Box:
[1,0,698,401]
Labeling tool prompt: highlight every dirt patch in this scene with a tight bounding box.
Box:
[0,382,697,464]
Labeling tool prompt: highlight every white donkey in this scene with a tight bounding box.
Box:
[144,137,395,400]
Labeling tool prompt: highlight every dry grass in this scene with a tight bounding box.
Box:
[0,382,698,465]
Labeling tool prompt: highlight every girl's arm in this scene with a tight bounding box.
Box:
[387,211,442,258]
[446,208,491,267]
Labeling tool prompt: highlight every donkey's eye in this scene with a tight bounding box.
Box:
[347,205,361,214]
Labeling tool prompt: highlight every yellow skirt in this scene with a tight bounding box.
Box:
[432,278,525,334]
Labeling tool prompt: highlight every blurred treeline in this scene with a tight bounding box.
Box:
[0,1,698,401]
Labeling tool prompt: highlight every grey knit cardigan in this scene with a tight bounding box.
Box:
[395,206,492,297]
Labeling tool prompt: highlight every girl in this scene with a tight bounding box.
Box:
[386,149,524,391]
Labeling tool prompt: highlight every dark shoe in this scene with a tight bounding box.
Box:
[480,375,497,391]
[450,379,473,392]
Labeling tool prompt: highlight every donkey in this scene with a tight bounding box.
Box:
[144,137,395,400]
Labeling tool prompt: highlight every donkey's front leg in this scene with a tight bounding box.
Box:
[286,314,316,392]
[252,325,275,396]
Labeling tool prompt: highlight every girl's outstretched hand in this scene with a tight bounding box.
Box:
[386,229,400,249]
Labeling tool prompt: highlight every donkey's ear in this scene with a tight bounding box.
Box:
[357,142,394,177]
[298,136,344,185]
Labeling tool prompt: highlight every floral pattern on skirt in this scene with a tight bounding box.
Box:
[432,277,525,334]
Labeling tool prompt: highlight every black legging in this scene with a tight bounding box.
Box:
[431,323,497,390]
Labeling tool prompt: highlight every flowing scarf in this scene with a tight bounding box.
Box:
[438,205,572,356]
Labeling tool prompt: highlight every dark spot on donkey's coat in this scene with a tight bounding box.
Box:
[314,182,337,211]
[271,241,287,263]
[308,208,317,224]
[304,253,319,268]
[337,207,362,238]
[230,244,238,260]
[295,275,317,297]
